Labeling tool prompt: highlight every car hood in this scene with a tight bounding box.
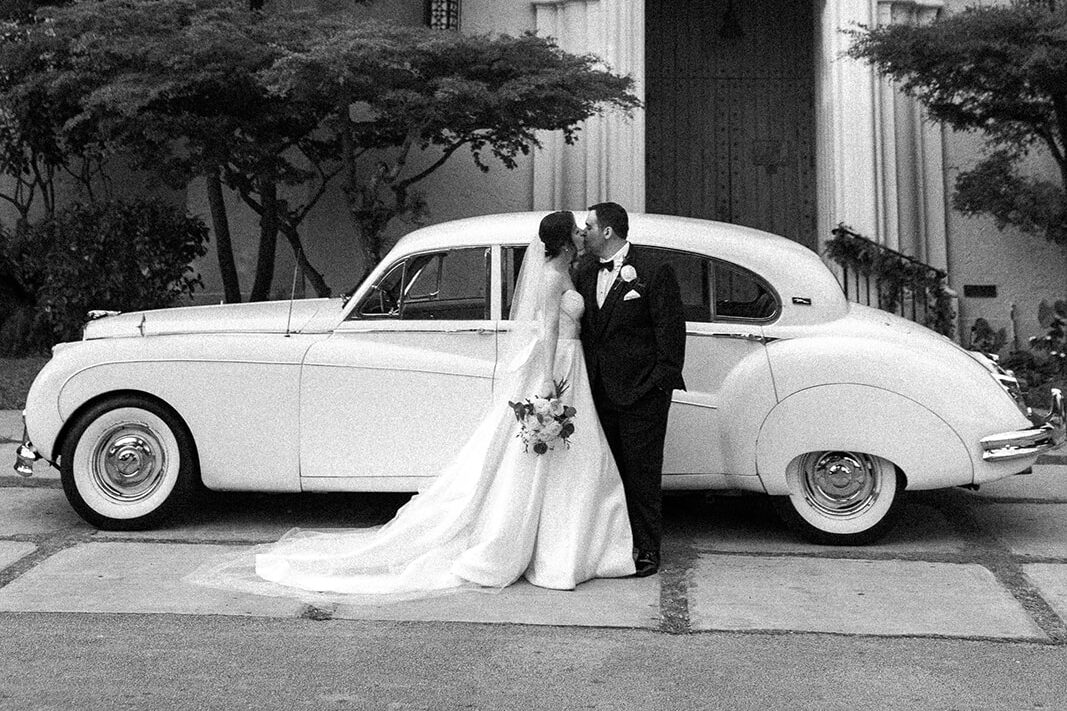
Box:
[81,298,344,340]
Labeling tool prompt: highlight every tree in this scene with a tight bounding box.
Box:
[847,0,1067,246]
[3,1,638,299]
[264,21,640,274]
[8,0,366,301]
[0,11,104,225]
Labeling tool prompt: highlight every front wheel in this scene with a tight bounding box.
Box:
[60,395,198,530]
[772,451,903,546]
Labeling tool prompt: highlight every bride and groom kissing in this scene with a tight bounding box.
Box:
[193,202,687,600]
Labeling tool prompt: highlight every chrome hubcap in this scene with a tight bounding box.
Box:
[91,424,168,502]
[803,451,879,518]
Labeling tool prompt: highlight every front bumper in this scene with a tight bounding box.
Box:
[980,388,1065,461]
[12,420,39,477]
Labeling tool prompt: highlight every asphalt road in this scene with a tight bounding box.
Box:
[1,613,1065,710]
[1,441,1067,709]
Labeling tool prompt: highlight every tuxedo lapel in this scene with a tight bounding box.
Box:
[594,245,638,340]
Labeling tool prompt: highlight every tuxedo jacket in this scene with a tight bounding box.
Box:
[576,244,687,406]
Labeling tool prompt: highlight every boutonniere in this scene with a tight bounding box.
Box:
[620,265,638,283]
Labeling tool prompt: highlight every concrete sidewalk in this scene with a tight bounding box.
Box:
[1,467,1066,642]
[2,407,1067,642]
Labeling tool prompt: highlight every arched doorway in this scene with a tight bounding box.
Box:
[646,0,817,249]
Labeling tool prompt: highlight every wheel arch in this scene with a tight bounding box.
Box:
[55,389,201,481]
[756,383,973,495]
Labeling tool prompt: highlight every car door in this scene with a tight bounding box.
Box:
[299,246,496,489]
[640,248,779,481]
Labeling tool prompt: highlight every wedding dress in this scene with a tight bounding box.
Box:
[188,243,636,602]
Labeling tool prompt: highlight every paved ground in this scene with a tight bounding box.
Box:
[2,409,1067,647]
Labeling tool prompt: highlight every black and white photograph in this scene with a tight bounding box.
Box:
[2,0,1067,708]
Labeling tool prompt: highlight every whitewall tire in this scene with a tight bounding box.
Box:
[60,396,197,530]
[773,451,904,546]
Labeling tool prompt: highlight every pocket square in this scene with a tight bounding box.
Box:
[623,290,641,301]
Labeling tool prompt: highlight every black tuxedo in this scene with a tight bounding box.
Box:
[576,244,686,554]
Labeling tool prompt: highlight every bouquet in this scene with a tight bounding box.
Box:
[508,379,577,455]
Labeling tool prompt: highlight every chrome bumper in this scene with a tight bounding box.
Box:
[12,420,39,477]
[981,388,1065,461]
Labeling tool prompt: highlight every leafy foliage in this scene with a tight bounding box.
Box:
[1,0,638,296]
[2,198,208,347]
[1000,300,1067,409]
[262,21,640,270]
[847,0,1067,244]
[968,317,1008,354]
[823,225,955,337]
[954,150,1067,243]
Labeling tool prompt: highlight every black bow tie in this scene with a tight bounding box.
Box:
[598,260,616,271]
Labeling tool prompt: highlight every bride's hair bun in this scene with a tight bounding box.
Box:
[539,211,575,259]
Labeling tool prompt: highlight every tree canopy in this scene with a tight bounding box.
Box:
[263,20,639,269]
[848,0,1067,244]
[1,0,639,300]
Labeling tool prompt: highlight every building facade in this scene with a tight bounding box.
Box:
[186,0,1064,347]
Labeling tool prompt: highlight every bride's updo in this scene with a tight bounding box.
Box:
[539,211,575,259]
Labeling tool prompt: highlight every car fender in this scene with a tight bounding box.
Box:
[756,383,973,494]
[713,344,778,480]
[29,335,313,492]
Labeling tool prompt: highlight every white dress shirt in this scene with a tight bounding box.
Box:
[596,242,631,308]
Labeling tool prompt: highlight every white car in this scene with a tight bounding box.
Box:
[15,213,1064,544]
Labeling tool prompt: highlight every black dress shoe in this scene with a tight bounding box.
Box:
[634,550,660,577]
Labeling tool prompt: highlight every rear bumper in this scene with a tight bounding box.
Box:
[980,389,1065,461]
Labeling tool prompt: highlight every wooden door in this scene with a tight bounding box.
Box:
[646,0,817,249]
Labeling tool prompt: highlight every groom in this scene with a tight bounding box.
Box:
[577,202,686,577]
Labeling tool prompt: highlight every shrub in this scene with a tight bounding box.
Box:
[1001,300,1067,412]
[1,198,209,350]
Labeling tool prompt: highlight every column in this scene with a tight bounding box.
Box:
[873,0,947,267]
[531,0,645,211]
[815,0,880,245]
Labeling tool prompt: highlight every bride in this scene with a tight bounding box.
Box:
[191,211,636,600]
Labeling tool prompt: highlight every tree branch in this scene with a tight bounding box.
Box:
[394,138,472,191]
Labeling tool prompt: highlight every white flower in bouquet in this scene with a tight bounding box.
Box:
[542,419,563,439]
[532,398,553,418]
[507,379,578,455]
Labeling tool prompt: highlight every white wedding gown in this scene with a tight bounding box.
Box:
[189,290,635,601]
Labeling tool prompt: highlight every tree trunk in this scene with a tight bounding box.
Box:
[205,169,242,303]
[280,224,331,297]
[249,178,278,302]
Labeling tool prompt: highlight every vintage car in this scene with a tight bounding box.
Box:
[14,212,1065,544]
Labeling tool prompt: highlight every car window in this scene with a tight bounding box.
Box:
[356,260,405,318]
[640,247,712,322]
[501,245,776,324]
[501,245,527,318]
[355,247,489,320]
[642,247,777,323]
[714,262,777,320]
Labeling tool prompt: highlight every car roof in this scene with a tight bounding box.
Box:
[387,212,847,325]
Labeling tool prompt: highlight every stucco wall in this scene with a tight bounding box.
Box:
[943,131,1067,351]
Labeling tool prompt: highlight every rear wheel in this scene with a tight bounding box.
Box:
[773,451,903,546]
[60,395,197,530]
